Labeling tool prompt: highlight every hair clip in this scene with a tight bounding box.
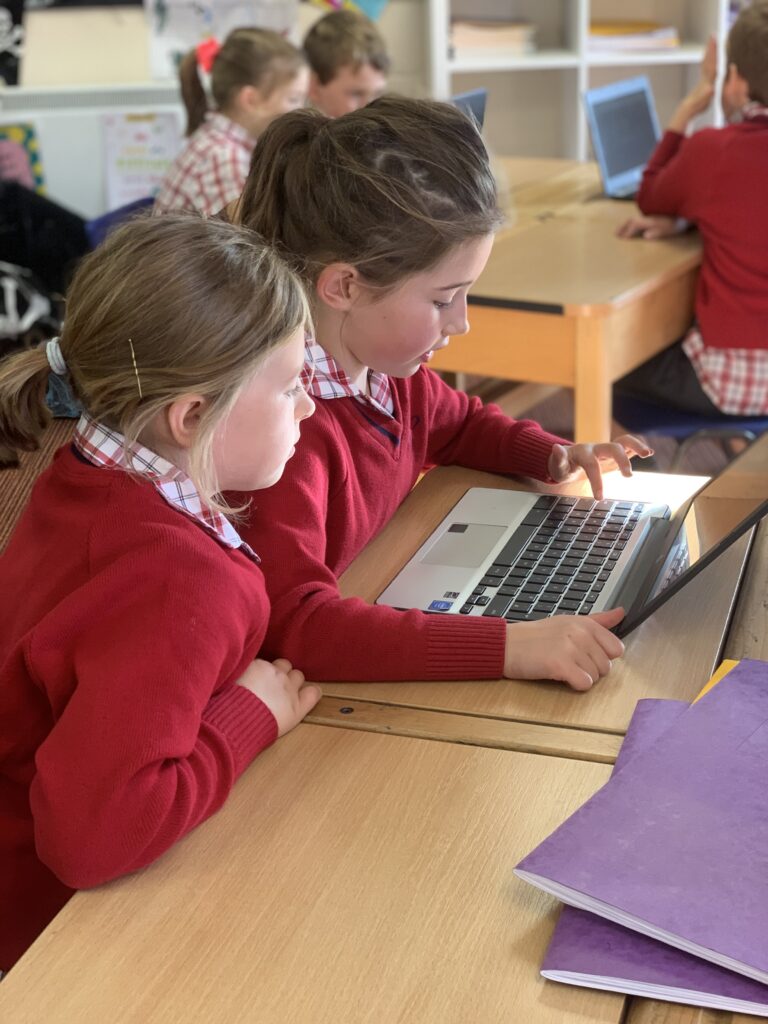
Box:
[196,37,221,74]
[128,338,143,399]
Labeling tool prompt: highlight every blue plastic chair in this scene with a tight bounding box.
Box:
[85,196,154,250]
[613,393,768,470]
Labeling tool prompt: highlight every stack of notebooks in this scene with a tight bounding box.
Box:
[589,20,680,52]
[450,19,535,57]
[515,658,768,1016]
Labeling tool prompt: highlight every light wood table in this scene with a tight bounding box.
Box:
[0,725,627,1024]
[429,158,702,442]
[309,463,752,758]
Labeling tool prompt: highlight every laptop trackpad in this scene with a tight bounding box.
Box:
[420,523,506,569]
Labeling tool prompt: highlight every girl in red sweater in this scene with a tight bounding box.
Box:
[0,215,318,971]
[228,96,652,691]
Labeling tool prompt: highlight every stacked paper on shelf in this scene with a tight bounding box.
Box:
[589,20,680,52]
[450,19,535,56]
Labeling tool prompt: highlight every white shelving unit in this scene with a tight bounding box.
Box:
[427,0,730,159]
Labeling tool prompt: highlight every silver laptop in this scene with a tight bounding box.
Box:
[376,472,768,640]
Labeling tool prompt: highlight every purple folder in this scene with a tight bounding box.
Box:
[516,658,768,984]
[541,698,768,1016]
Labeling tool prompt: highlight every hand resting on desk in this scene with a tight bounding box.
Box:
[236,658,321,736]
[503,607,625,691]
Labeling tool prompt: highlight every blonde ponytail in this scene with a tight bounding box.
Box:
[0,343,56,463]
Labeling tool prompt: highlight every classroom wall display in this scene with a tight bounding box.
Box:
[0,123,45,192]
[307,0,389,20]
[0,0,23,85]
[103,111,180,208]
[145,0,299,79]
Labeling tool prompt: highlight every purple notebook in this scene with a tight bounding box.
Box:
[516,658,768,985]
[541,698,768,1016]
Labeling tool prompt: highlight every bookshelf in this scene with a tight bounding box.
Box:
[427,0,731,159]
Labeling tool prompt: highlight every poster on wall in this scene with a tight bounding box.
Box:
[144,0,299,80]
[103,112,181,208]
[0,0,23,84]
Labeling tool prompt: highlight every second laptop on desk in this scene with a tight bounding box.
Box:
[376,463,768,639]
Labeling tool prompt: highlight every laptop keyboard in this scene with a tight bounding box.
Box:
[458,495,647,621]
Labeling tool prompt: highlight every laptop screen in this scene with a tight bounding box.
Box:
[619,464,768,636]
[592,89,659,179]
[583,76,661,196]
[451,89,487,130]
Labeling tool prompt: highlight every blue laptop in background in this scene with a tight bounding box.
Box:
[583,76,661,199]
[452,88,488,130]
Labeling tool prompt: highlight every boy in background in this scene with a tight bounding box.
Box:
[616,2,768,416]
[303,9,390,117]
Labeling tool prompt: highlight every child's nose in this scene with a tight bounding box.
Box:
[299,391,315,420]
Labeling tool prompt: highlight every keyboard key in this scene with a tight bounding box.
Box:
[559,599,581,612]
[498,586,517,598]
[508,600,534,614]
[478,576,502,587]
[575,498,594,510]
[472,586,486,595]
[482,595,512,617]
[521,507,549,527]
[492,525,538,566]
[567,581,590,593]
[534,600,557,613]
[459,604,473,614]
[486,567,507,578]
[533,495,558,509]
[475,595,491,606]
[559,496,578,506]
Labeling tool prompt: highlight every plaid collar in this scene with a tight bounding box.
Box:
[72,414,260,563]
[300,339,395,418]
[742,101,768,122]
[204,111,254,151]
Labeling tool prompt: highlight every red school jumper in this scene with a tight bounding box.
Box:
[0,446,276,971]
[232,367,568,682]
[637,115,768,352]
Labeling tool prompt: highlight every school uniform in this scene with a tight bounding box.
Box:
[620,102,768,415]
[153,112,254,217]
[0,417,276,971]
[229,342,569,682]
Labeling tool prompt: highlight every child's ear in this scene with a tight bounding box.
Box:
[723,62,750,116]
[316,263,362,311]
[165,394,211,451]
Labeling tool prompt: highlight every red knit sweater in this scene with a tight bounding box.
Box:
[0,447,277,970]
[637,118,768,350]
[231,368,568,681]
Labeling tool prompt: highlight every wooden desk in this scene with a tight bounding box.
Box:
[429,159,701,442]
[0,726,627,1024]
[311,463,751,752]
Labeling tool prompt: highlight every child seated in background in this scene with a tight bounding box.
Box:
[154,28,308,216]
[616,2,768,417]
[230,97,652,692]
[303,9,389,117]
[0,215,318,971]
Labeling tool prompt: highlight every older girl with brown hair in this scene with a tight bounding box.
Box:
[229,96,652,691]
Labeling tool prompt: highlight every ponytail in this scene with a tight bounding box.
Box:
[178,49,209,137]
[0,343,57,464]
[239,96,502,288]
[179,28,306,138]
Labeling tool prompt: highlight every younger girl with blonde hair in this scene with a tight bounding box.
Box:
[230,96,653,692]
[0,215,318,972]
[154,28,308,216]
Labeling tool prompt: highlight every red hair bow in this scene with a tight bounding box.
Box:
[196,38,221,74]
